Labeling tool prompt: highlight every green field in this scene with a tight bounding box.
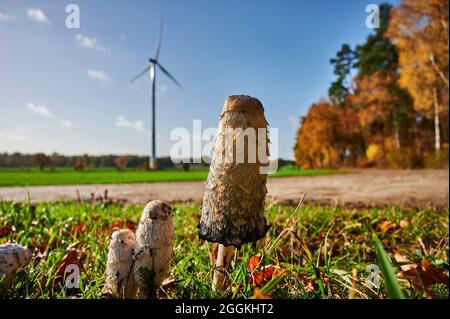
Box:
[0,166,340,187]
[0,201,447,299]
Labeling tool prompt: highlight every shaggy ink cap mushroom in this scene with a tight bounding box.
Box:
[198,95,270,247]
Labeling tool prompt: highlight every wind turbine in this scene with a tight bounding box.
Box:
[131,18,182,170]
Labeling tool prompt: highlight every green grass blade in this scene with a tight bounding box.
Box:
[372,233,404,299]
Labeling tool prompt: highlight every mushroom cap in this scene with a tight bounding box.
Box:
[198,95,270,247]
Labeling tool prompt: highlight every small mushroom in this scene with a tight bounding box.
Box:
[198,95,270,291]
[133,200,174,298]
[0,242,32,291]
[104,229,137,298]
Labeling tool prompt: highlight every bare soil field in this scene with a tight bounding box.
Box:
[0,169,448,208]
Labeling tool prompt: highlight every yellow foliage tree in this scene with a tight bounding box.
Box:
[387,0,449,151]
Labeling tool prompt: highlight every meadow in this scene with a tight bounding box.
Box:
[0,200,448,299]
[0,166,339,187]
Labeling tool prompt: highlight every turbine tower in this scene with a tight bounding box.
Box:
[131,18,182,169]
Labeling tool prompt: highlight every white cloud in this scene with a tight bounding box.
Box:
[76,34,96,48]
[26,8,49,24]
[0,12,15,22]
[288,116,298,129]
[76,34,110,52]
[116,115,145,133]
[26,102,53,117]
[61,120,72,128]
[87,69,111,83]
[0,132,29,142]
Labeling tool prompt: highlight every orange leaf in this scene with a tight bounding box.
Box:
[111,220,137,232]
[249,266,276,286]
[71,222,86,234]
[247,255,261,273]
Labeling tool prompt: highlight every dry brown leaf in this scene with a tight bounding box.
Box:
[399,219,409,228]
[0,224,13,237]
[420,259,449,289]
[400,263,418,272]
[401,268,422,290]
[52,247,86,289]
[380,220,397,234]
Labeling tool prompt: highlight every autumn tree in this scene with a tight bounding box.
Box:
[294,101,362,168]
[31,153,50,171]
[114,156,129,171]
[387,0,449,151]
[348,3,417,166]
[73,155,90,171]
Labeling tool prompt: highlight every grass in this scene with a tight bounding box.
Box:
[0,200,448,299]
[0,166,340,187]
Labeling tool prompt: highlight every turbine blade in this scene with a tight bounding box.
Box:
[130,65,151,83]
[156,62,182,89]
[155,17,164,60]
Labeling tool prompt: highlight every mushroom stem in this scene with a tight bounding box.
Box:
[212,244,235,292]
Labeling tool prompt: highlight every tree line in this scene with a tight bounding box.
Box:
[0,153,183,170]
[294,1,449,169]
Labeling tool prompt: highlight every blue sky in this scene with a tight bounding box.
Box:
[0,0,391,160]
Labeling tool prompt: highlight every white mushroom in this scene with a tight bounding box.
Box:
[133,200,174,298]
[0,242,32,291]
[198,95,270,291]
[104,229,137,298]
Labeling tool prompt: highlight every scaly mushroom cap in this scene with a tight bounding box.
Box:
[133,200,174,298]
[0,242,32,290]
[104,229,137,298]
[198,95,270,247]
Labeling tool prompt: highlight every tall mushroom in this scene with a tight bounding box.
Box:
[133,200,174,298]
[198,95,270,291]
[104,229,137,298]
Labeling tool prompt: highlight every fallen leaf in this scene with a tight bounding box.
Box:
[0,224,13,237]
[71,222,86,234]
[252,288,271,299]
[52,247,86,289]
[380,220,396,234]
[420,259,449,289]
[401,268,422,290]
[111,220,137,232]
[247,255,261,273]
[249,266,276,286]
[400,263,418,272]
[399,219,409,228]
[157,277,178,298]
[394,253,412,263]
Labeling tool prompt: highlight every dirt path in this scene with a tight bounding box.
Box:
[0,169,448,208]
